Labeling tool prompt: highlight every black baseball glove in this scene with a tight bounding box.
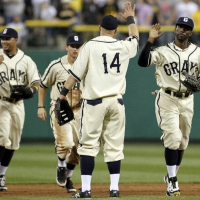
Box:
[54,98,74,126]
[180,72,200,93]
[10,85,34,100]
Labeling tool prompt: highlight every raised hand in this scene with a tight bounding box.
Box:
[148,23,164,43]
[119,2,135,20]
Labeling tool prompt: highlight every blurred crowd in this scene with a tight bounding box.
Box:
[0,0,200,49]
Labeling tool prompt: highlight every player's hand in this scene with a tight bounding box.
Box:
[148,23,164,43]
[119,2,135,20]
[37,108,47,122]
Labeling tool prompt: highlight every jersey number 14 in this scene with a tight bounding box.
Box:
[102,53,121,74]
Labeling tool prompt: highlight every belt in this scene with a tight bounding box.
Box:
[165,90,191,98]
[0,96,17,103]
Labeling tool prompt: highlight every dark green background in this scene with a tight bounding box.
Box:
[22,50,200,142]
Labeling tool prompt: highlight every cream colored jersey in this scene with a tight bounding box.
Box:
[40,55,82,110]
[149,42,200,92]
[0,48,40,97]
[69,35,139,100]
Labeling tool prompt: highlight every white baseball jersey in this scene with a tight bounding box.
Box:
[0,48,40,97]
[40,55,82,111]
[0,48,40,150]
[148,42,200,91]
[69,35,139,100]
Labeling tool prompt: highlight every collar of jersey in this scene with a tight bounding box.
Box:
[172,41,190,52]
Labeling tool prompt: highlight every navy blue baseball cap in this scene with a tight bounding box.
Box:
[100,15,118,30]
[0,28,18,38]
[176,17,194,30]
[67,34,82,45]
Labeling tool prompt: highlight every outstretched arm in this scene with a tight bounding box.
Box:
[37,86,47,122]
[138,23,163,67]
[119,2,139,39]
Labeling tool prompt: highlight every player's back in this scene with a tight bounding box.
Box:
[71,35,138,100]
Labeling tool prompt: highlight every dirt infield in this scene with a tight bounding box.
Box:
[0,183,200,197]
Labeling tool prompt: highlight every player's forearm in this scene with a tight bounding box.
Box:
[38,86,47,107]
[60,74,77,99]
[138,41,153,67]
[128,23,139,39]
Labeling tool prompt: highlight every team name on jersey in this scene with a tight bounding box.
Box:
[57,81,80,92]
[163,60,198,76]
[0,69,26,85]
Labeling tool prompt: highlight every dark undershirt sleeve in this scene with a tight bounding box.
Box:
[137,41,153,67]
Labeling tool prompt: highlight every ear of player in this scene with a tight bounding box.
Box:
[180,72,200,93]
[54,98,74,126]
[10,85,36,100]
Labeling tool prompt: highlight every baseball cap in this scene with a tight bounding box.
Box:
[100,15,118,30]
[176,17,194,30]
[0,28,18,38]
[66,34,82,45]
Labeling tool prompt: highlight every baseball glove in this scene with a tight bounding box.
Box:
[54,98,74,126]
[10,85,33,100]
[180,72,200,93]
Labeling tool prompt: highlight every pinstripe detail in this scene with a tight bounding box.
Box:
[129,36,139,53]
[156,92,162,128]
[188,46,198,73]
[69,69,81,82]
[148,54,152,66]
[90,39,118,43]
[30,79,40,86]
[42,59,61,82]
[80,99,85,136]
[166,44,181,91]
[78,99,85,147]
[15,52,25,84]
[40,81,48,88]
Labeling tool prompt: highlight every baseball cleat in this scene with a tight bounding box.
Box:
[109,190,119,198]
[71,188,91,198]
[164,174,180,196]
[66,177,76,193]
[0,175,7,191]
[56,166,66,187]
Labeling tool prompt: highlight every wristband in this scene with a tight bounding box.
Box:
[33,86,38,92]
[127,16,135,25]
[60,86,69,96]
[38,106,45,108]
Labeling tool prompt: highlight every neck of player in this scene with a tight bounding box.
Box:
[174,38,189,50]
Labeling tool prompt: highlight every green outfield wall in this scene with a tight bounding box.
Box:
[22,50,200,141]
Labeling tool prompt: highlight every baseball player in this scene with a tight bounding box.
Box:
[57,2,139,198]
[37,34,82,193]
[0,28,40,191]
[138,17,200,196]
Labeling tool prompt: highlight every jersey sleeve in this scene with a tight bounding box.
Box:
[69,43,89,81]
[26,56,40,86]
[123,35,139,58]
[148,48,163,66]
[40,59,59,88]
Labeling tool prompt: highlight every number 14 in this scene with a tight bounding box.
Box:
[102,53,121,74]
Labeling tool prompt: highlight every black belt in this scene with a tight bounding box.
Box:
[0,96,17,103]
[165,90,191,98]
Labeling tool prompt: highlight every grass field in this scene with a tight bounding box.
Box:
[2,142,200,199]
